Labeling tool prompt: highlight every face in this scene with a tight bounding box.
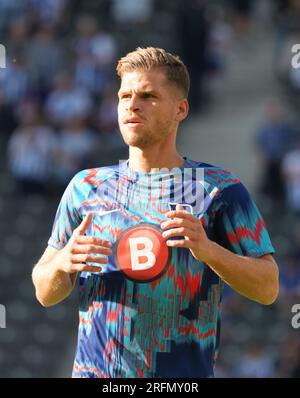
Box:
[118,69,188,148]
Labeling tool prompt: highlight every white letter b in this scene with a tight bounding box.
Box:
[129,237,156,271]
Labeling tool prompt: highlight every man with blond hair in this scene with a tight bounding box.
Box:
[33,47,279,378]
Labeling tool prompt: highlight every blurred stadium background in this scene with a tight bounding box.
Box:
[0,0,300,378]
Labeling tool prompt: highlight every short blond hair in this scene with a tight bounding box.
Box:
[116,47,190,98]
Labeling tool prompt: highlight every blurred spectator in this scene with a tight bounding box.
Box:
[177,0,210,114]
[74,15,117,67]
[290,221,300,259]
[282,138,300,214]
[0,89,17,147]
[7,101,57,195]
[285,0,300,33]
[237,342,275,378]
[230,0,255,38]
[255,99,296,204]
[0,0,26,34]
[0,55,29,106]
[74,57,108,97]
[45,72,92,126]
[273,0,292,76]
[278,255,300,297]
[26,24,64,98]
[110,0,154,52]
[95,86,119,134]
[6,17,29,58]
[92,86,127,165]
[73,15,117,95]
[111,0,153,25]
[214,361,232,378]
[276,334,300,377]
[53,116,96,186]
[26,0,69,25]
[205,5,233,97]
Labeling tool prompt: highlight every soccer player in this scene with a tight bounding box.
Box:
[32,47,279,378]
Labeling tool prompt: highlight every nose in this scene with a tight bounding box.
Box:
[127,94,140,112]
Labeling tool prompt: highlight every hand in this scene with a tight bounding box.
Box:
[160,204,212,263]
[54,213,112,274]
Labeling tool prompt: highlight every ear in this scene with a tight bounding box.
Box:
[175,98,189,122]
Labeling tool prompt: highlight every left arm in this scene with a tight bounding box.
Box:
[161,208,279,305]
[199,242,278,305]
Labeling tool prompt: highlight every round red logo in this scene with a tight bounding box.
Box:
[115,223,171,282]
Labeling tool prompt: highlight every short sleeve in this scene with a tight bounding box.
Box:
[47,174,82,250]
[214,182,275,258]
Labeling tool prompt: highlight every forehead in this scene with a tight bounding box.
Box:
[119,69,169,91]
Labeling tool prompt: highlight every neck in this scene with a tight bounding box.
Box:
[128,144,184,173]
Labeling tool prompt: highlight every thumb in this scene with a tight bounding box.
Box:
[176,203,185,212]
[74,212,93,236]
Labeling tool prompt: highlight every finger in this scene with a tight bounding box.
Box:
[162,227,198,240]
[161,218,196,231]
[71,244,112,256]
[74,236,112,248]
[166,239,194,248]
[72,263,102,273]
[176,204,185,211]
[166,210,196,221]
[74,213,93,236]
[72,254,109,264]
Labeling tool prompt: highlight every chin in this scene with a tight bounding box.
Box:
[121,128,163,148]
[121,132,147,148]
[125,139,150,148]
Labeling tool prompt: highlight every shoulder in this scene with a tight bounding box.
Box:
[70,164,121,191]
[187,158,241,194]
[59,164,122,212]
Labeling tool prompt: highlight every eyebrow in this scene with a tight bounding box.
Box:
[118,89,159,97]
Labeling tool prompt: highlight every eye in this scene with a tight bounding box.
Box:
[120,93,131,100]
[142,93,154,99]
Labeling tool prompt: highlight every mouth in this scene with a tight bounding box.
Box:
[125,123,143,128]
[124,119,143,125]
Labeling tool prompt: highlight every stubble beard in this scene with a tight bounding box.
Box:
[121,126,169,149]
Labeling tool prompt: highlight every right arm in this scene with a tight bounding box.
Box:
[32,213,112,307]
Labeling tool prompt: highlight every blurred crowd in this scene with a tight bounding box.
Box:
[1,0,300,378]
[0,0,125,195]
[0,0,240,196]
[216,0,300,378]
[257,0,300,216]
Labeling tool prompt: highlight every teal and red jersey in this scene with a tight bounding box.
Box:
[48,157,275,378]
